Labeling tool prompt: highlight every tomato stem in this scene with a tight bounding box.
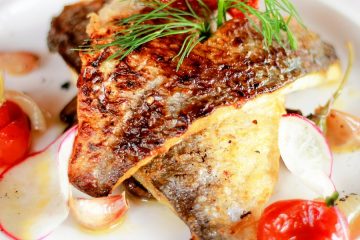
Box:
[326,191,339,207]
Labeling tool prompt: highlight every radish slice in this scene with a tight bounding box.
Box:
[0,127,77,240]
[278,114,335,197]
[70,193,128,231]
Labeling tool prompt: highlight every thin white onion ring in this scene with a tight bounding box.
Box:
[5,90,46,131]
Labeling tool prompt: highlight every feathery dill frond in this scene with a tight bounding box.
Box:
[91,0,304,70]
[95,0,211,70]
[311,42,354,132]
[219,0,304,49]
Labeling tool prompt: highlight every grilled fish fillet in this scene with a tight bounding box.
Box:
[47,0,340,93]
[135,93,285,240]
[69,0,339,197]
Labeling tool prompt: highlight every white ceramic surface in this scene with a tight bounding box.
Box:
[0,0,359,239]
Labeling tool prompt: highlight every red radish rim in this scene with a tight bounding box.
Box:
[335,206,351,240]
[0,225,53,240]
[281,113,334,179]
[57,125,78,165]
[0,126,77,240]
[0,125,78,179]
[0,224,18,240]
[0,150,43,179]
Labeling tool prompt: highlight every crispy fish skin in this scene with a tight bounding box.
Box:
[70,10,338,197]
[135,94,285,240]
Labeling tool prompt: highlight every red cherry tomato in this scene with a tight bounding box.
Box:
[159,0,258,17]
[202,0,218,10]
[160,0,218,10]
[258,200,349,240]
[229,0,259,19]
[0,101,31,167]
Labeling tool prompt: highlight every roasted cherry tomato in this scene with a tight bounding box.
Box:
[202,0,258,11]
[159,0,258,17]
[202,0,218,10]
[229,0,259,19]
[160,0,218,10]
[0,100,31,167]
[257,200,349,240]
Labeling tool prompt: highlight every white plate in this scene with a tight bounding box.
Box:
[0,0,359,239]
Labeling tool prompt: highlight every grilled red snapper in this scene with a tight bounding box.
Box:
[68,2,339,198]
[48,1,341,238]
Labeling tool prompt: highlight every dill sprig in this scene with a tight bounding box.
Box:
[311,42,354,132]
[218,0,303,49]
[96,0,211,70]
[93,0,304,70]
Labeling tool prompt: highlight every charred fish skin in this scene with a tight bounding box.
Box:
[48,2,340,237]
[70,13,338,197]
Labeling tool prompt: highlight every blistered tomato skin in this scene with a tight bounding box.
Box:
[159,0,218,10]
[159,0,258,14]
[0,101,23,128]
[0,101,31,167]
[229,0,259,19]
[258,200,349,240]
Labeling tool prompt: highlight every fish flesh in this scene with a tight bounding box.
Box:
[135,93,285,240]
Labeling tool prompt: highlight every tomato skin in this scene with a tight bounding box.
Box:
[202,0,218,10]
[0,101,23,129]
[0,101,31,167]
[159,0,258,18]
[201,0,259,11]
[229,0,259,19]
[160,0,218,11]
[258,200,349,240]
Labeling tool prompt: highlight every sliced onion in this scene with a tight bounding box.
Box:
[0,51,39,76]
[5,90,46,131]
[278,114,335,198]
[337,194,360,224]
[326,109,360,152]
[70,193,129,231]
[336,194,360,239]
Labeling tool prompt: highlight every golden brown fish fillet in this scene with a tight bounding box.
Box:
[69,2,339,197]
[135,93,285,240]
[49,2,341,237]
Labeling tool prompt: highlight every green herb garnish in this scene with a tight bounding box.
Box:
[95,0,211,70]
[325,191,339,207]
[93,0,304,70]
[218,0,303,49]
[312,42,354,132]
